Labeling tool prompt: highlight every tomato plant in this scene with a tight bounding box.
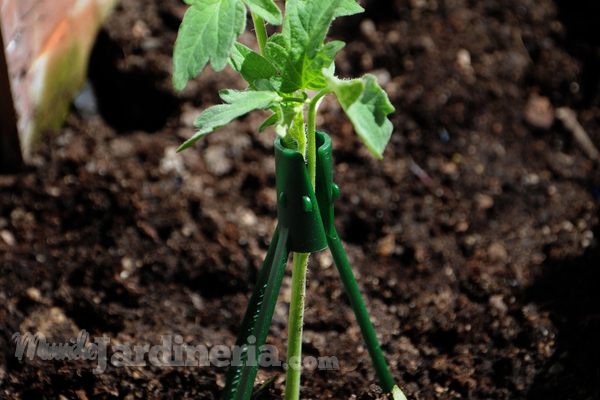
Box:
[172,1,404,399]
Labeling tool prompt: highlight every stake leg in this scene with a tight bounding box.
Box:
[327,231,395,393]
[222,226,290,400]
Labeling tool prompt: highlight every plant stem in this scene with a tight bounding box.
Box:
[251,12,268,56]
[283,89,332,400]
[306,89,331,187]
[278,86,334,399]
[285,251,309,400]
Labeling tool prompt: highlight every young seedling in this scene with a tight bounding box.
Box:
[172,1,405,399]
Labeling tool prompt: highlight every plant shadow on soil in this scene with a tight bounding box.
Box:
[87,30,180,133]
[525,221,600,399]
[525,1,600,397]
[554,0,600,108]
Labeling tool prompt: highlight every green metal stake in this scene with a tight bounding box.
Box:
[222,131,394,400]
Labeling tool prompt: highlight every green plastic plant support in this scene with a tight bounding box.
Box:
[315,133,395,393]
[223,132,394,400]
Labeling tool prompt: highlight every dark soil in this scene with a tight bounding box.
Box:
[2,0,600,399]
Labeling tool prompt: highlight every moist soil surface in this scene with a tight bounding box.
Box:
[2,0,600,399]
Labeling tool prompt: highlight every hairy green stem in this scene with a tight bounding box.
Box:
[251,12,268,56]
[285,251,309,400]
[306,89,331,187]
[284,115,310,397]
[283,89,331,400]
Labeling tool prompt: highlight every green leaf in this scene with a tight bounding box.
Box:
[254,79,277,91]
[334,0,364,17]
[219,88,274,104]
[229,43,278,88]
[304,40,345,90]
[177,90,278,151]
[172,0,246,91]
[286,0,345,59]
[328,74,395,158]
[265,0,347,92]
[271,102,304,152]
[258,112,279,132]
[233,0,246,37]
[273,102,303,137]
[243,0,282,25]
[330,77,364,105]
[265,34,303,93]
